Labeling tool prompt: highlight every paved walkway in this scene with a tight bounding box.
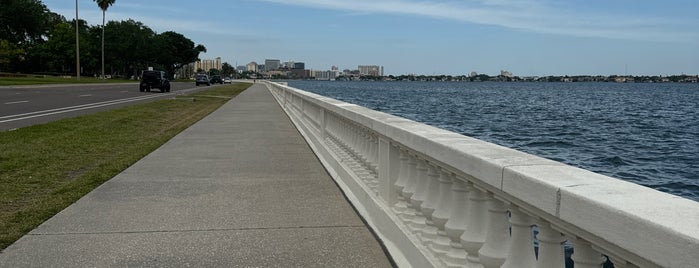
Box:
[0,84,393,267]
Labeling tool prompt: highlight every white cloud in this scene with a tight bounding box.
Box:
[258,0,698,42]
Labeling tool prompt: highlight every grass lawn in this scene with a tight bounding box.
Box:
[0,76,136,86]
[0,82,251,250]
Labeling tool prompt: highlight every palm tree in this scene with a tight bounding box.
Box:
[94,0,115,79]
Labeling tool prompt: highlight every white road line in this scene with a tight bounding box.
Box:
[79,94,92,97]
[0,94,169,123]
[5,100,29,105]
[0,87,202,124]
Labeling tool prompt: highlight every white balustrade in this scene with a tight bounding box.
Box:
[570,238,606,268]
[476,194,508,268]
[501,206,536,268]
[428,168,454,257]
[459,186,490,268]
[420,164,442,246]
[535,221,566,268]
[409,159,430,233]
[265,81,699,268]
[391,149,411,216]
[442,178,470,267]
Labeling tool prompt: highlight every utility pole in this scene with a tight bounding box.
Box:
[75,0,80,79]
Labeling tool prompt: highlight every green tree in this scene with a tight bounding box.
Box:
[153,31,206,78]
[221,62,235,77]
[0,0,65,72]
[104,19,155,78]
[0,40,23,72]
[94,0,116,79]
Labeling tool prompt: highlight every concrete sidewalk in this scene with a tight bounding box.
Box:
[0,84,393,267]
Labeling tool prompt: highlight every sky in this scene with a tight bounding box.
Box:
[44,0,699,76]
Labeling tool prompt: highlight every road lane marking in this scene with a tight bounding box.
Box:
[0,87,202,124]
[0,95,165,123]
[5,101,29,105]
[79,94,92,97]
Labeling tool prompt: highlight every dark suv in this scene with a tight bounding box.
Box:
[140,70,171,92]
[195,74,210,86]
[210,75,223,84]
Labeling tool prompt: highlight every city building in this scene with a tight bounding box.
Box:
[236,65,247,73]
[194,57,222,73]
[283,61,295,69]
[358,65,384,76]
[312,70,338,80]
[500,70,513,78]
[293,62,305,69]
[246,61,258,72]
[290,69,310,79]
[265,59,281,71]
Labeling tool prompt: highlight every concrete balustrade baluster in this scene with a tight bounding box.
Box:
[428,168,454,257]
[400,154,419,223]
[501,206,536,268]
[535,221,565,268]
[360,131,370,167]
[570,238,606,268]
[442,178,471,266]
[409,159,430,233]
[460,186,491,268]
[367,134,377,175]
[475,195,509,268]
[420,163,442,246]
[391,149,410,216]
[607,255,639,268]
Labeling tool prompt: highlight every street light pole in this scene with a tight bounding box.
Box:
[75,0,80,80]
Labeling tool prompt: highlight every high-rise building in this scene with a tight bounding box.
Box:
[265,59,281,71]
[293,62,305,69]
[283,61,295,69]
[194,57,222,72]
[358,65,383,76]
[246,62,258,72]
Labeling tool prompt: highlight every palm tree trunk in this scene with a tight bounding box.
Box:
[101,9,105,79]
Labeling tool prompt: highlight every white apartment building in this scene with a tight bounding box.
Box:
[358,65,384,76]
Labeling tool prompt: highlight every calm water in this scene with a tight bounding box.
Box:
[288,81,699,201]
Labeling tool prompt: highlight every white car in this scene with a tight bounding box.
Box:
[223,78,232,84]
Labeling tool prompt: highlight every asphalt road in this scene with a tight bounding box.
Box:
[0,82,220,131]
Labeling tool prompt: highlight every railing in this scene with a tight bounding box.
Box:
[264,81,699,268]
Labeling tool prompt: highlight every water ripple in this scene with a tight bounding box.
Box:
[290,81,699,202]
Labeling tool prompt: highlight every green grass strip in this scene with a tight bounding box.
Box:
[0,83,251,250]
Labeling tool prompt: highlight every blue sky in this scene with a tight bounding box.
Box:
[45,0,699,76]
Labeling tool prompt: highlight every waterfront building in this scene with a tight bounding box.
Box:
[290,69,310,79]
[293,62,305,69]
[312,70,338,80]
[265,59,281,71]
[501,70,513,78]
[358,65,384,76]
[194,57,222,72]
[246,61,258,72]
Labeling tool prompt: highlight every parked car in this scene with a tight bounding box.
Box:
[210,75,223,84]
[223,78,232,84]
[195,74,210,86]
[139,70,171,92]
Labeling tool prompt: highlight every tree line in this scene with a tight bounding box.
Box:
[0,0,206,79]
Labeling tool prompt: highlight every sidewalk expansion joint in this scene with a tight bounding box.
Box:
[28,225,368,236]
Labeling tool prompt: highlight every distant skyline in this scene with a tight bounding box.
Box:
[45,0,699,76]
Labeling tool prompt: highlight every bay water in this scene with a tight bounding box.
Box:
[288,81,699,202]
